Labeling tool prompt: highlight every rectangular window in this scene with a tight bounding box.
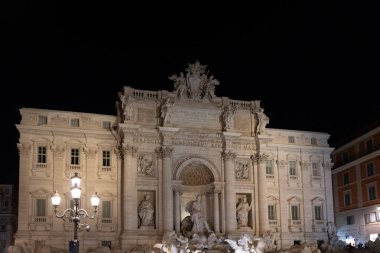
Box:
[346,215,354,225]
[71,148,79,165]
[312,163,320,176]
[366,139,373,154]
[343,152,349,163]
[38,146,47,163]
[343,172,349,185]
[289,161,297,176]
[70,118,80,127]
[268,205,276,220]
[344,192,351,206]
[102,121,111,129]
[102,201,111,218]
[102,241,111,249]
[36,198,46,216]
[367,163,375,177]
[368,186,376,200]
[311,137,317,145]
[288,136,295,143]
[38,115,48,125]
[314,206,322,220]
[102,151,111,167]
[291,205,299,220]
[266,160,273,175]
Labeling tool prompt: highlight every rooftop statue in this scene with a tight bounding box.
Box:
[169,61,219,101]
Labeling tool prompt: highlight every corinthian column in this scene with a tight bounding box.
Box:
[253,153,269,235]
[223,151,237,233]
[122,144,138,232]
[162,146,174,232]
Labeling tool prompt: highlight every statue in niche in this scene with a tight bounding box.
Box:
[236,195,252,229]
[181,195,212,239]
[138,194,155,227]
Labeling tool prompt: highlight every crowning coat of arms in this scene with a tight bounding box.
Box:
[169,61,220,101]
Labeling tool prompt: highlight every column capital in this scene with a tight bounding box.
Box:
[50,144,65,158]
[122,144,138,157]
[162,146,174,158]
[222,151,237,161]
[251,153,268,163]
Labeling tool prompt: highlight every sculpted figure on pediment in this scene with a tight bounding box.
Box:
[169,61,219,101]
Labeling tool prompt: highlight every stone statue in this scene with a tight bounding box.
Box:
[222,104,236,131]
[255,108,269,134]
[185,195,212,235]
[236,195,252,228]
[169,72,187,98]
[161,98,174,125]
[138,194,154,227]
[168,61,219,101]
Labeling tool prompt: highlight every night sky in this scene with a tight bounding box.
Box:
[1,2,379,186]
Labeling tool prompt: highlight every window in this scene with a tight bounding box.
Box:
[36,198,46,216]
[70,118,80,127]
[71,148,79,165]
[365,212,378,223]
[366,139,374,154]
[102,151,111,167]
[312,163,320,177]
[266,160,273,175]
[38,115,48,125]
[102,241,111,249]
[368,185,376,200]
[343,172,349,185]
[311,137,317,145]
[289,161,297,176]
[102,201,111,218]
[38,146,47,163]
[268,205,276,220]
[314,206,322,220]
[367,163,375,177]
[344,192,351,206]
[291,205,299,220]
[346,215,354,225]
[288,136,295,143]
[343,152,349,163]
[102,121,111,129]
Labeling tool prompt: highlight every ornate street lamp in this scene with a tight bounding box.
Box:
[51,172,100,253]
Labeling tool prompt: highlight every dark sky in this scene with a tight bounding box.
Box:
[1,2,379,186]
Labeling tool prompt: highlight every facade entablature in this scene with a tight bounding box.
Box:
[19,108,116,131]
[266,128,330,147]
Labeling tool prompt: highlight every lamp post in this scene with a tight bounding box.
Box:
[51,172,100,253]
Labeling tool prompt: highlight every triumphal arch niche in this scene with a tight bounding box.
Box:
[117,61,269,248]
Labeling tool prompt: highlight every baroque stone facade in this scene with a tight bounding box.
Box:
[15,62,334,252]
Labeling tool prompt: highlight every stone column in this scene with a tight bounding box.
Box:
[16,142,32,232]
[213,188,220,234]
[254,153,269,235]
[174,187,181,234]
[223,151,237,233]
[323,161,335,223]
[122,144,138,232]
[162,146,174,232]
[155,147,164,233]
